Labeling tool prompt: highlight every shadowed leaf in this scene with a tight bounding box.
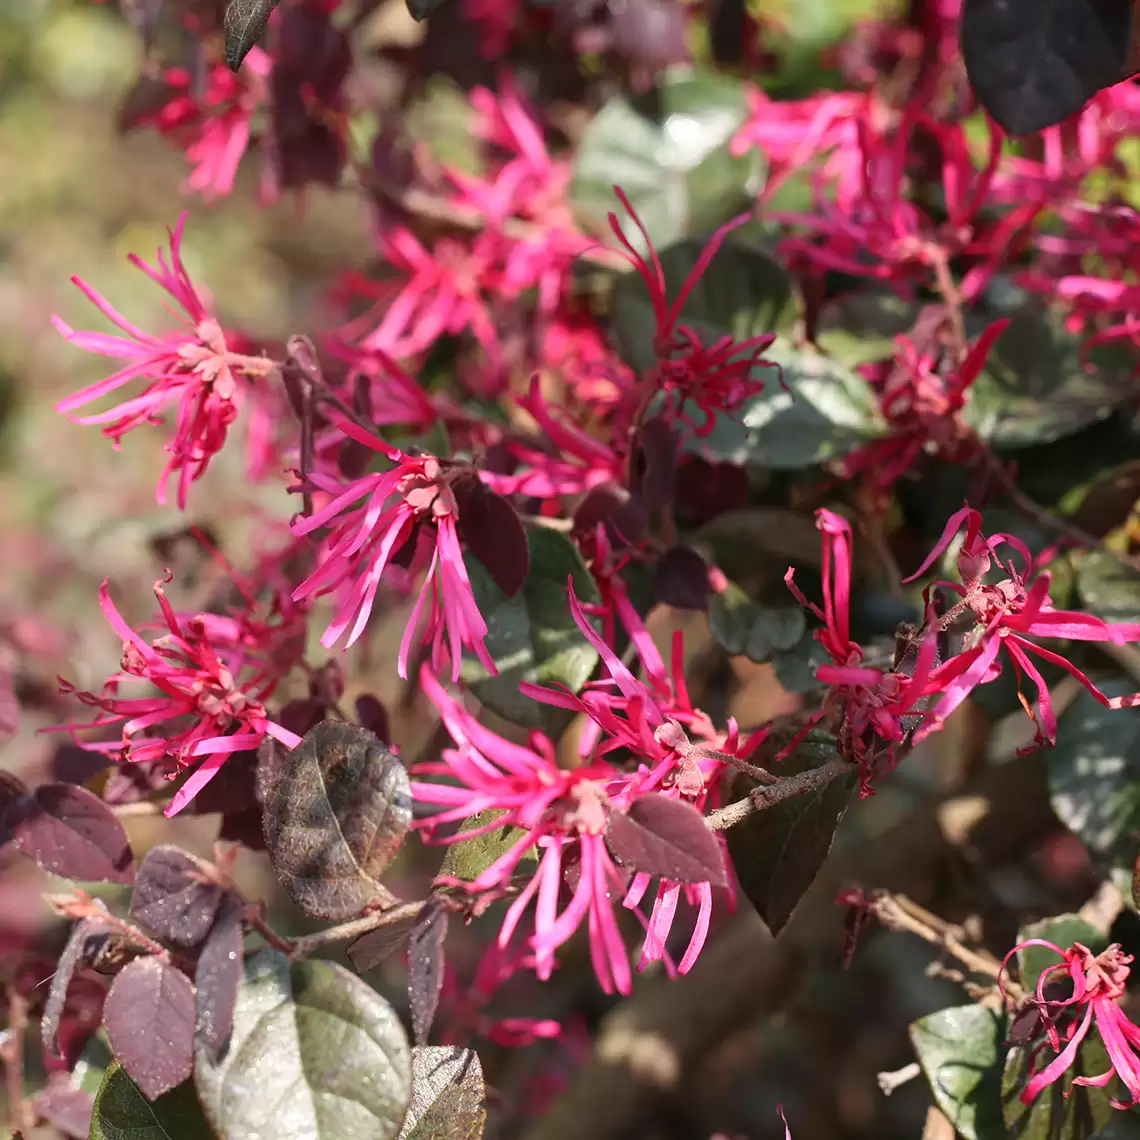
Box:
[263,721,412,920]
[223,0,281,70]
[195,896,245,1060]
[725,729,856,933]
[195,950,412,1140]
[455,478,529,598]
[104,958,196,1101]
[654,546,710,611]
[91,1063,210,1140]
[130,846,224,949]
[408,903,448,1047]
[437,810,537,885]
[43,918,115,1061]
[606,794,727,887]
[397,1047,486,1140]
[348,909,423,973]
[6,783,134,884]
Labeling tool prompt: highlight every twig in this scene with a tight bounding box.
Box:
[865,891,1021,1001]
[288,899,424,959]
[704,758,853,831]
[1,991,31,1133]
[111,800,166,818]
[877,1061,921,1097]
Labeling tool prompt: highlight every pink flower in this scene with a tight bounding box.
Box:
[52,577,300,816]
[53,214,276,509]
[290,419,495,681]
[609,189,777,428]
[785,509,942,793]
[907,506,1140,745]
[1003,939,1140,1108]
[411,666,636,994]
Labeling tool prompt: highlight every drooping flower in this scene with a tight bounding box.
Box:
[290,419,495,681]
[906,506,1140,744]
[52,577,301,816]
[53,214,276,509]
[1002,939,1140,1108]
[785,509,942,793]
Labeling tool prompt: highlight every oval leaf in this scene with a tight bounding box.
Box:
[408,903,448,1048]
[1047,677,1140,875]
[962,0,1133,135]
[130,846,224,949]
[437,810,538,886]
[606,793,727,887]
[461,525,601,733]
[195,896,245,1060]
[6,782,134,884]
[725,729,856,934]
[397,1047,486,1140]
[224,0,281,70]
[91,1063,211,1140]
[263,721,412,920]
[909,1004,1005,1140]
[104,958,196,1101]
[43,917,114,1060]
[572,72,763,252]
[454,479,529,599]
[195,949,412,1140]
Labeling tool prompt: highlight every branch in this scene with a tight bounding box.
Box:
[704,757,853,831]
[288,899,424,960]
[1,990,31,1133]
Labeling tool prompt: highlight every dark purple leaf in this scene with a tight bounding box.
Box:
[48,743,109,787]
[408,903,448,1047]
[605,794,727,887]
[455,478,530,598]
[195,895,244,1059]
[129,846,223,949]
[572,485,648,551]
[48,974,106,1071]
[654,545,710,610]
[609,0,689,66]
[725,729,856,934]
[34,1074,95,1139]
[43,918,114,1060]
[564,843,632,898]
[6,783,134,884]
[636,416,679,508]
[223,0,281,70]
[218,808,267,851]
[962,0,1134,135]
[116,73,178,134]
[0,770,28,846]
[189,748,258,817]
[104,957,196,1100]
[262,721,412,920]
[355,694,391,742]
[347,909,422,973]
[674,457,749,526]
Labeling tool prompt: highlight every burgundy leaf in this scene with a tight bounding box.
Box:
[346,908,422,972]
[33,1074,95,1140]
[195,895,244,1059]
[609,0,689,66]
[43,918,114,1060]
[104,957,196,1101]
[0,770,28,846]
[354,694,391,742]
[218,808,267,851]
[654,545,711,611]
[635,416,679,508]
[189,748,258,817]
[572,485,648,551]
[455,478,530,598]
[674,457,749,526]
[129,846,224,949]
[605,794,728,888]
[46,974,106,1072]
[408,902,448,1047]
[6,783,134,884]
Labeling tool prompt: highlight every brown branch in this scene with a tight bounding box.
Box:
[704,757,853,831]
[288,899,424,960]
[1,990,31,1133]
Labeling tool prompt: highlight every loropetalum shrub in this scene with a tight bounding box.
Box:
[10,0,1140,1137]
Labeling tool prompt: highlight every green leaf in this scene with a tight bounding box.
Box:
[196,949,412,1140]
[814,291,920,367]
[1017,915,1108,992]
[571,70,763,252]
[909,1004,1006,1140]
[963,308,1138,450]
[397,1047,486,1140]
[91,1063,212,1140]
[707,580,805,662]
[1090,1114,1140,1138]
[686,339,886,469]
[1077,551,1140,624]
[724,728,856,933]
[612,233,798,375]
[1047,679,1140,874]
[462,525,600,733]
[437,809,537,884]
[1003,1030,1115,1139]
